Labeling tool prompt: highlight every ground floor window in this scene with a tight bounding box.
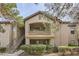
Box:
[30,39,50,44]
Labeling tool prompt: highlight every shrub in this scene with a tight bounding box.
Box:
[53,46,58,53]
[46,45,53,53]
[58,48,66,55]
[68,43,76,46]
[20,45,30,53]
[20,44,59,55]
[58,46,70,56]
[0,47,6,53]
[20,44,46,55]
[58,48,65,52]
[68,40,76,46]
[30,44,46,55]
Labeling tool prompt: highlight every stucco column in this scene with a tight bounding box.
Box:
[25,38,30,45]
[49,22,55,46]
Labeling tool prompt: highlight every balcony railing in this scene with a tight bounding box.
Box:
[29,31,51,35]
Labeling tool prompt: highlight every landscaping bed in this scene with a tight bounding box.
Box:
[0,47,6,53]
[58,46,79,56]
[20,44,58,56]
[19,44,79,56]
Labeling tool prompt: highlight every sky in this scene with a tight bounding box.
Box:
[17,3,46,18]
[16,3,71,21]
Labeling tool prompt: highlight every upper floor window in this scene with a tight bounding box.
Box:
[30,23,50,31]
[68,24,76,27]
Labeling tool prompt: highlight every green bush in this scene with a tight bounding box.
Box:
[58,47,70,56]
[46,45,53,53]
[58,48,66,56]
[68,43,76,46]
[20,44,59,55]
[30,44,46,55]
[68,40,76,46]
[20,45,30,53]
[0,47,6,53]
[20,44,46,55]
[53,46,58,53]
[58,48,65,52]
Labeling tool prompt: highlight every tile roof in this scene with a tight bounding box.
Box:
[0,18,15,23]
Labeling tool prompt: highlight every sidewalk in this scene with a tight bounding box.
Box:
[0,50,24,56]
[43,53,59,56]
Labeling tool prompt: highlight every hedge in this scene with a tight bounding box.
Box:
[20,44,46,55]
[0,47,6,53]
[20,44,58,55]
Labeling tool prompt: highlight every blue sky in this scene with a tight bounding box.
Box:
[17,3,46,18]
[16,3,70,21]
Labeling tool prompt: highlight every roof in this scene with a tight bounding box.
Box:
[60,21,79,24]
[0,18,15,24]
[24,11,79,24]
[24,11,61,22]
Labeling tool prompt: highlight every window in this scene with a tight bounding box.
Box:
[71,30,75,34]
[68,24,76,27]
[30,39,49,44]
[30,23,46,31]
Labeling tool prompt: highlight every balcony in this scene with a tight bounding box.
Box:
[27,31,54,39]
[29,31,51,35]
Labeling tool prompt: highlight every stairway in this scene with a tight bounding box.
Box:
[6,35,25,53]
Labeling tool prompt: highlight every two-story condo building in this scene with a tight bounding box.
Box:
[24,11,79,46]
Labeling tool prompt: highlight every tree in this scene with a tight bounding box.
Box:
[44,3,79,21]
[0,3,16,18]
[0,3,24,32]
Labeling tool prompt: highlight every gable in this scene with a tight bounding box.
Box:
[24,11,61,23]
[25,13,55,24]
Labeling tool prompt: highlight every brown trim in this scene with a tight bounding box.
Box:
[60,21,79,24]
[0,20,16,24]
[60,21,70,24]
[24,11,79,24]
[24,11,42,21]
[0,21,15,24]
[0,21,12,24]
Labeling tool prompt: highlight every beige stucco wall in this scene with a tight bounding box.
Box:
[76,23,79,39]
[25,13,79,46]
[54,23,78,46]
[25,14,54,45]
[59,24,70,46]
[0,22,20,49]
[0,23,12,47]
[74,23,79,45]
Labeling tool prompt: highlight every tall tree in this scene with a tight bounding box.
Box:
[0,3,24,32]
[0,3,16,18]
[44,3,79,21]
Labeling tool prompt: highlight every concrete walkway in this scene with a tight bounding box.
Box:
[43,53,59,56]
[0,50,24,56]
